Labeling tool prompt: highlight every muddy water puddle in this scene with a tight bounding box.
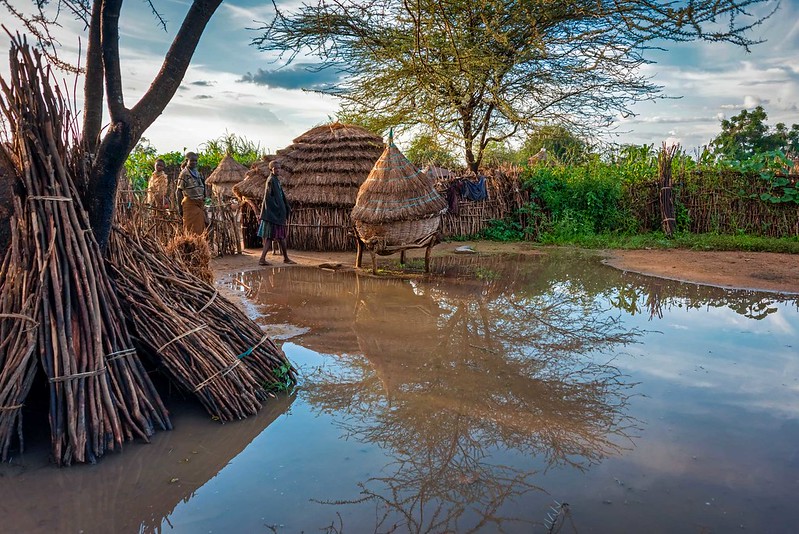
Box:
[2,250,798,533]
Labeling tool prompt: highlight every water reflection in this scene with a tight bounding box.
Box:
[609,276,798,320]
[0,394,294,533]
[238,257,642,532]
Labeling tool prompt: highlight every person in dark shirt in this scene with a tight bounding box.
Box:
[258,160,295,265]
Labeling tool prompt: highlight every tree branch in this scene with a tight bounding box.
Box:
[130,0,223,137]
[81,0,103,155]
[101,0,126,121]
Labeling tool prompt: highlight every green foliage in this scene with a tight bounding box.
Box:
[264,363,295,393]
[474,266,499,281]
[552,232,799,254]
[124,138,158,191]
[729,150,799,204]
[199,131,267,169]
[711,106,799,161]
[481,140,518,168]
[479,218,525,241]
[522,158,647,241]
[405,132,458,168]
[124,134,265,191]
[518,125,590,165]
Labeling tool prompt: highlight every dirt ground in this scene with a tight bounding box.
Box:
[212,242,799,295]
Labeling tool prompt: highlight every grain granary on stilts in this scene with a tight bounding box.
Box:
[351,131,448,273]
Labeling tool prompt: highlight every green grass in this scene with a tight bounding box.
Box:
[534,232,799,253]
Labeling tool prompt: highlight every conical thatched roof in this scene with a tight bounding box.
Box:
[276,122,384,207]
[206,154,249,185]
[232,156,274,201]
[351,134,447,224]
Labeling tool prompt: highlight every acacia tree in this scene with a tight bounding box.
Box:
[255,0,776,171]
[1,0,223,249]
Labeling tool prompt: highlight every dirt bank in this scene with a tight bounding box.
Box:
[211,242,799,295]
[602,249,799,294]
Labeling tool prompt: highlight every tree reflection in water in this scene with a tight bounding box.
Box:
[267,256,644,533]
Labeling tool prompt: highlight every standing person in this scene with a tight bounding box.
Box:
[146,158,170,208]
[258,160,295,265]
[175,151,207,235]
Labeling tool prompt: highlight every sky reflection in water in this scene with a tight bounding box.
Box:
[189,251,797,534]
[2,250,796,533]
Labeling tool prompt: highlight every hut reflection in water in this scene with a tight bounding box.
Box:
[236,255,642,532]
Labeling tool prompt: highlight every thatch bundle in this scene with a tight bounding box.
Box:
[206,154,249,201]
[165,233,214,284]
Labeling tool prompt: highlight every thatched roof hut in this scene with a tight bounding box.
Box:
[232,123,383,251]
[351,132,447,271]
[206,154,249,200]
[232,156,273,202]
[277,122,384,207]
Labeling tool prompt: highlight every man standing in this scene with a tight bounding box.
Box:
[175,152,207,235]
[258,160,295,265]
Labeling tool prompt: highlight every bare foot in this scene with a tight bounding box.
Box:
[258,259,271,266]
[283,259,297,265]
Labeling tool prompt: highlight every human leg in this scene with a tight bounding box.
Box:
[259,238,273,265]
[279,239,295,264]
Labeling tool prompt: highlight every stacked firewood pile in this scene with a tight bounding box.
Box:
[0,41,294,466]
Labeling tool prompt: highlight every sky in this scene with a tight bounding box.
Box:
[2,0,799,160]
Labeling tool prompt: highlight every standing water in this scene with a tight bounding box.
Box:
[1,250,797,533]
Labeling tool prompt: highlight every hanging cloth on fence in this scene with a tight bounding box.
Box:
[446,180,462,214]
[462,175,487,201]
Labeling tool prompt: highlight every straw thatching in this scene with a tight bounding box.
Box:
[165,232,214,284]
[278,122,384,206]
[233,124,383,251]
[352,133,447,272]
[206,154,249,201]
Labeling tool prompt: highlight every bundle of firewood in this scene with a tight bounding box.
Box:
[0,43,171,465]
[107,227,295,421]
[0,39,294,465]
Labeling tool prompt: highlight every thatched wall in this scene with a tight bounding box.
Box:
[437,166,527,238]
[286,206,355,251]
[441,199,507,237]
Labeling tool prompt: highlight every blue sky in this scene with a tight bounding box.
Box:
[2,0,798,159]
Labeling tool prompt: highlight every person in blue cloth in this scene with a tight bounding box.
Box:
[258,160,295,266]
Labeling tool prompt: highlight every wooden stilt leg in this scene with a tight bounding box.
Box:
[425,243,432,272]
[370,249,377,275]
[400,249,406,265]
[356,239,363,268]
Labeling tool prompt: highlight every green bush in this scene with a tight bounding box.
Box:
[521,159,647,241]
